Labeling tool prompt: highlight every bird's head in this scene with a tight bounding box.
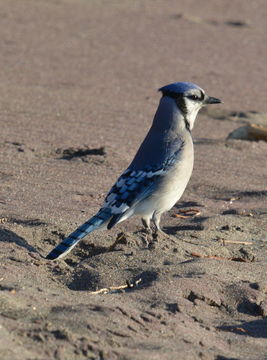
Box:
[159,82,222,131]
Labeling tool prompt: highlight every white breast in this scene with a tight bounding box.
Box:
[135,135,194,217]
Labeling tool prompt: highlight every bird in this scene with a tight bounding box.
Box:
[46,82,221,260]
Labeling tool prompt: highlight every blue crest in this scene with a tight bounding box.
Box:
[158,82,201,94]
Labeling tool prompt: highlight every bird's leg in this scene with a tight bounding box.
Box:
[141,217,152,246]
[141,217,152,232]
[152,212,169,238]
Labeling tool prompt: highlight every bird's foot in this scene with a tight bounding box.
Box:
[154,228,170,239]
[140,220,172,248]
[140,227,152,247]
[147,228,172,249]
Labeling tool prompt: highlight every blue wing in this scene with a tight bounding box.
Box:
[46,144,184,259]
[102,148,183,229]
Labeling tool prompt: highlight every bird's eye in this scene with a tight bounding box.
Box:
[187,94,199,101]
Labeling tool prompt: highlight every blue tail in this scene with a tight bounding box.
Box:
[46,208,111,260]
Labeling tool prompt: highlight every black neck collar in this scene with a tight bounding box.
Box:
[162,93,191,133]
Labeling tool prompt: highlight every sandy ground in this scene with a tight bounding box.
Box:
[0,1,267,359]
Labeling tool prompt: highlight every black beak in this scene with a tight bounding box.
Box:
[204,96,222,104]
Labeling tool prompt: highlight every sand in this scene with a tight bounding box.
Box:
[0,1,267,359]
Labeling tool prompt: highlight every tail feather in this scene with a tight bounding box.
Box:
[46,208,111,260]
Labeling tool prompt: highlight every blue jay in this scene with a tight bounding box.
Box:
[46,82,221,260]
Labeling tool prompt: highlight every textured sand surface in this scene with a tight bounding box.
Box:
[0,1,267,359]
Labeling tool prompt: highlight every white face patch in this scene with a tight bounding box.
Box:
[183,96,203,130]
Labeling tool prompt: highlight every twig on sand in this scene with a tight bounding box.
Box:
[174,213,188,219]
[220,239,253,246]
[229,196,240,204]
[174,208,201,219]
[190,252,254,262]
[218,326,250,334]
[89,278,142,295]
[232,327,250,334]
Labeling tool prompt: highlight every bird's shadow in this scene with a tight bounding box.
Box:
[164,223,205,234]
[175,201,204,209]
[218,318,267,338]
[0,228,38,253]
[164,215,208,234]
[164,201,207,234]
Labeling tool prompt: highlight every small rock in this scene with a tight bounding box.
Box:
[227,124,267,142]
